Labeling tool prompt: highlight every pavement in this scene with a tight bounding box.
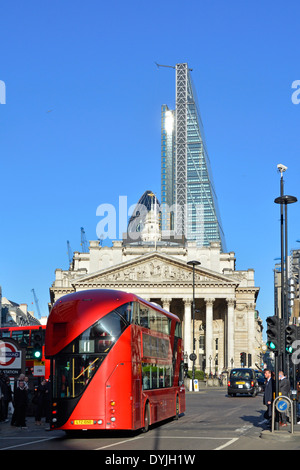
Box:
[260,428,300,441]
[260,423,300,441]
[0,415,55,437]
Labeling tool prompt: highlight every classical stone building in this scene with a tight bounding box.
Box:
[0,296,41,327]
[50,214,263,374]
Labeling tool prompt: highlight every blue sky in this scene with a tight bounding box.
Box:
[1,1,300,330]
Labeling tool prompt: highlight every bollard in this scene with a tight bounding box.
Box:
[272,396,294,434]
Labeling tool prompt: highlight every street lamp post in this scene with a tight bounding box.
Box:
[187,260,201,391]
[275,166,297,326]
[274,164,297,430]
[274,193,297,326]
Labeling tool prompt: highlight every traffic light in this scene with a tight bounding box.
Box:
[248,353,252,367]
[285,324,298,354]
[32,328,43,360]
[240,352,246,366]
[266,316,284,353]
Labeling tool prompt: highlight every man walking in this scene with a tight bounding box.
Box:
[279,370,290,426]
[263,369,274,427]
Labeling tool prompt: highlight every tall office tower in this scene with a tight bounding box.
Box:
[160,63,226,251]
[161,105,175,232]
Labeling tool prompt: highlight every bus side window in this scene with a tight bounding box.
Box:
[179,361,185,385]
[175,322,182,338]
[132,302,140,325]
[142,367,150,390]
[140,307,149,329]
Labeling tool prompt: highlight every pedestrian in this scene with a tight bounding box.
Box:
[296,368,300,423]
[35,378,49,425]
[2,376,13,422]
[279,370,290,426]
[11,373,28,426]
[0,371,10,422]
[279,370,290,396]
[45,377,51,429]
[263,369,274,427]
[14,379,28,428]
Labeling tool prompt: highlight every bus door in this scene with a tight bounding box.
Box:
[105,361,132,429]
[132,374,141,429]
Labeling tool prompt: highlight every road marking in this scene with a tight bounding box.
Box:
[0,436,58,450]
[95,435,239,451]
[214,437,239,450]
[150,436,237,439]
[234,424,253,433]
[95,436,142,450]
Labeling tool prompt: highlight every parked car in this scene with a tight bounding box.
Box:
[227,368,259,397]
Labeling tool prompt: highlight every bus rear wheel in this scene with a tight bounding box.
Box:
[142,403,150,433]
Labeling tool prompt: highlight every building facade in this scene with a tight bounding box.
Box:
[161,63,226,251]
[0,297,41,327]
[50,217,263,374]
[274,248,300,321]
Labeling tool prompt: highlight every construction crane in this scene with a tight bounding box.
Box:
[31,289,41,319]
[80,227,89,253]
[155,62,193,71]
[155,62,175,70]
[67,240,73,264]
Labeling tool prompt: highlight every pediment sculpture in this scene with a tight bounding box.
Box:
[75,256,234,286]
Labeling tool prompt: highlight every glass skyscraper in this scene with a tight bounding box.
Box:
[161,63,226,251]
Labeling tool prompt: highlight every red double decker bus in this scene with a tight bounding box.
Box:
[45,289,185,432]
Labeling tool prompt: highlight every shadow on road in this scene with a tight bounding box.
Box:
[240,410,268,428]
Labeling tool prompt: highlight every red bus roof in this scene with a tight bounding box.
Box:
[45,289,179,357]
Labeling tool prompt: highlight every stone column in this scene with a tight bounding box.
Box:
[162,297,172,312]
[247,303,255,364]
[205,298,215,374]
[226,298,235,369]
[183,298,192,368]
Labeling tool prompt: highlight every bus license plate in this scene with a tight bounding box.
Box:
[74,420,94,425]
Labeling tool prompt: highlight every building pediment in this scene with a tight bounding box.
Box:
[73,252,238,289]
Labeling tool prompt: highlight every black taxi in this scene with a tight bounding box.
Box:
[227,368,259,397]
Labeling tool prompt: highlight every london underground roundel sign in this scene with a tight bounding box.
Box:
[0,340,22,369]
